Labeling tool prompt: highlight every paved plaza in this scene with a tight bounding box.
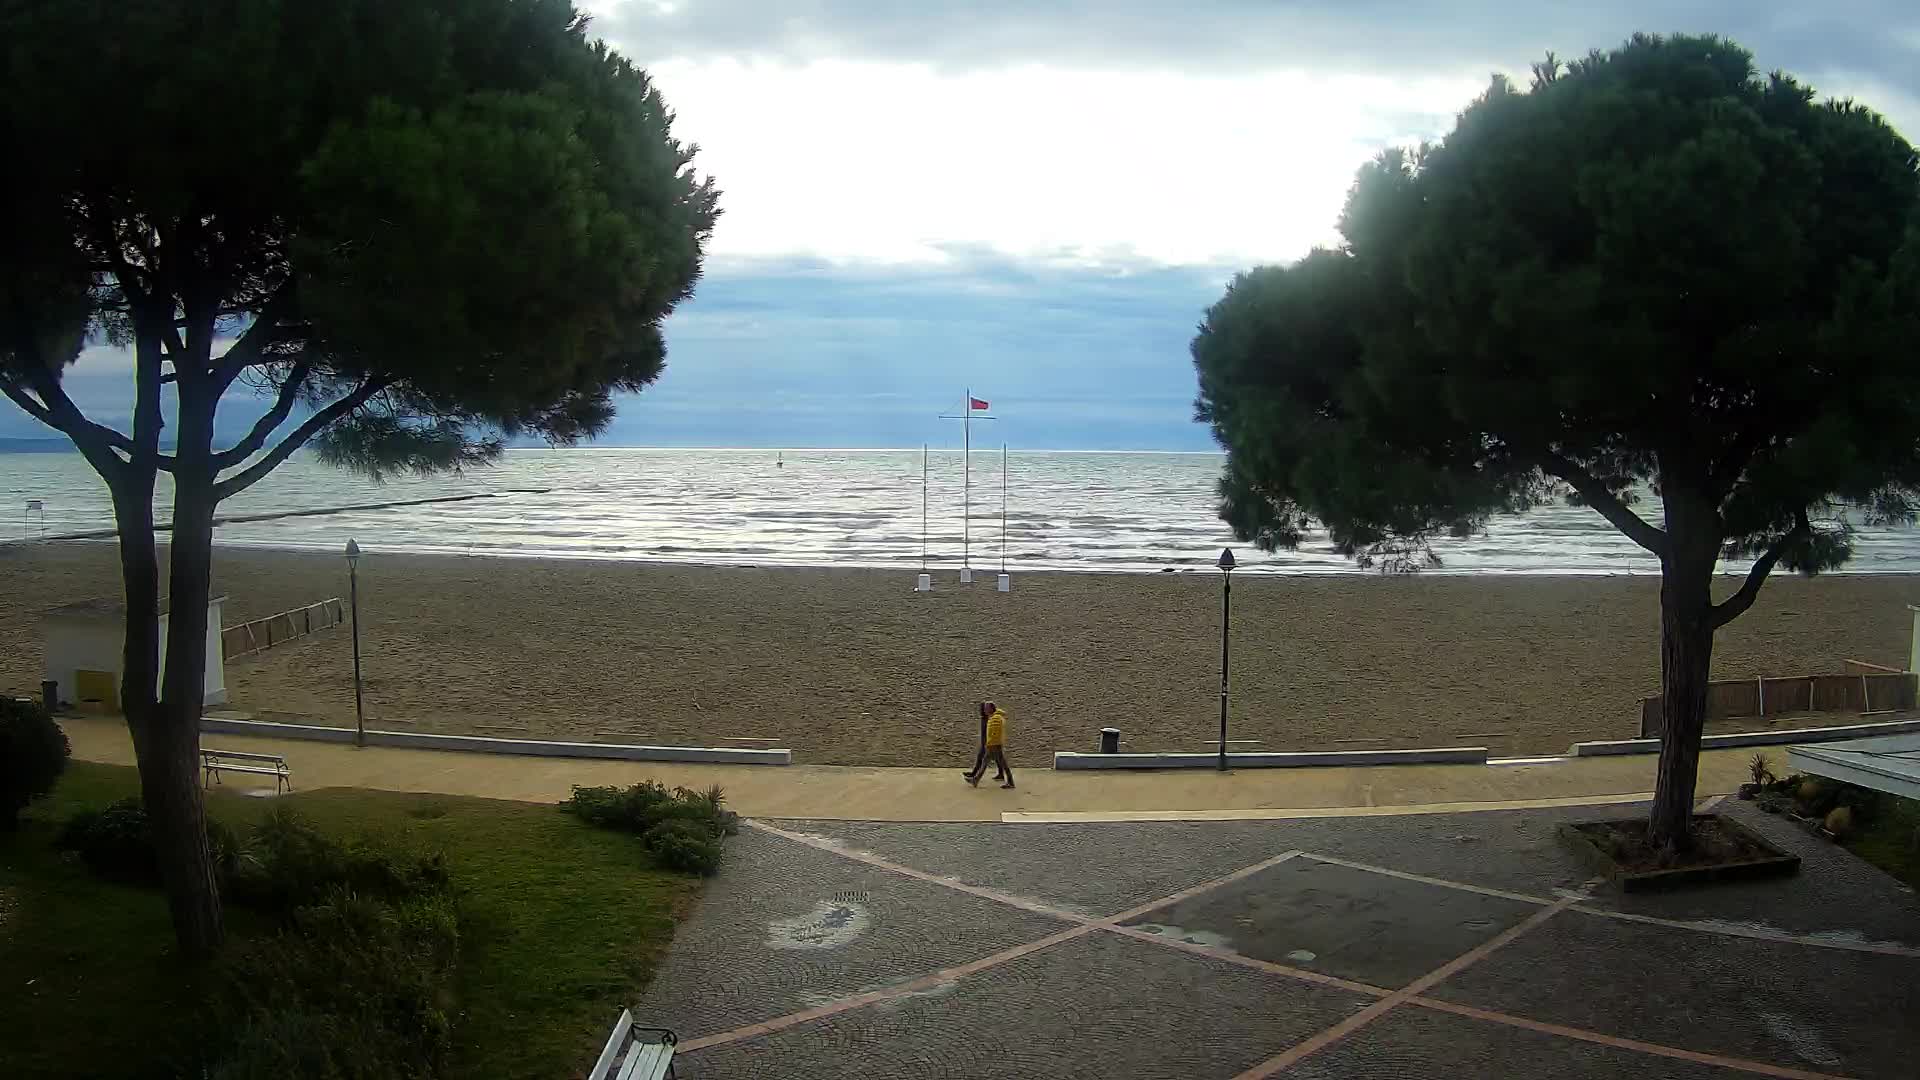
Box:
[640,800,1920,1078]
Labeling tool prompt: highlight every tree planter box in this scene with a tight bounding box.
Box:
[1556,814,1801,892]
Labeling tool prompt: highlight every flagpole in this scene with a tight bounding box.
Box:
[963,388,971,575]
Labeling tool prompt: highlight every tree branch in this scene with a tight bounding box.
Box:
[210,286,297,392]
[211,359,312,468]
[1,373,137,479]
[1538,451,1669,557]
[213,378,387,500]
[2,367,171,468]
[1711,511,1811,629]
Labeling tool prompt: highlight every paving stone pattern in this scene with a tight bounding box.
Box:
[643,804,1920,1078]
[1124,858,1542,988]
[681,931,1372,1080]
[1286,1005,1744,1080]
[1433,909,1920,1078]
[635,828,1069,1037]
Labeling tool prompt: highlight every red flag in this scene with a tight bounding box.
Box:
[969,397,990,411]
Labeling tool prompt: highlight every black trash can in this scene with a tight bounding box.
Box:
[1099,727,1121,754]
[41,680,59,714]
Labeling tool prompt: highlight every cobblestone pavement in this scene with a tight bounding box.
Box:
[637,801,1920,1078]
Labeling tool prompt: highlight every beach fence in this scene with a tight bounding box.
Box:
[221,598,346,662]
[1638,664,1918,738]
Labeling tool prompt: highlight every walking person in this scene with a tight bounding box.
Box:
[961,700,990,783]
[966,701,1014,789]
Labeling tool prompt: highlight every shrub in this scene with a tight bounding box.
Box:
[561,782,737,873]
[1747,753,1775,787]
[58,798,159,881]
[1825,806,1856,838]
[226,806,447,916]
[642,818,725,876]
[55,797,238,884]
[210,888,461,1079]
[1,696,69,831]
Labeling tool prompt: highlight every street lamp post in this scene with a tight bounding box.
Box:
[345,538,365,747]
[1217,547,1235,771]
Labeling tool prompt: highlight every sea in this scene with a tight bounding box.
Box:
[5,447,1920,575]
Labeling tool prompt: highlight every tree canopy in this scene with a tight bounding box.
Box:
[1,0,718,481]
[0,0,719,953]
[1193,33,1920,844]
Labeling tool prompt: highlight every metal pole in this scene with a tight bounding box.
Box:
[350,563,365,747]
[921,443,928,571]
[1218,568,1231,771]
[1001,443,1008,573]
[963,389,970,572]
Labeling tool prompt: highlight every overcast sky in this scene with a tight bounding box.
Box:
[8,1,1920,450]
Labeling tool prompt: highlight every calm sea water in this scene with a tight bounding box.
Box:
[4,447,1919,574]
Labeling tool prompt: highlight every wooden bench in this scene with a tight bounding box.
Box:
[589,1009,676,1080]
[200,748,292,795]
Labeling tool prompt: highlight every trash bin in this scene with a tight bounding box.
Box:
[1100,727,1120,754]
[41,680,58,714]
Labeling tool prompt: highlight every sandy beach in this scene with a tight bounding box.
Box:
[3,542,1916,765]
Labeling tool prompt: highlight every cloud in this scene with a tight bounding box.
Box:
[587,3,1920,266]
[7,254,1232,451]
[594,1,1920,91]
[609,249,1229,448]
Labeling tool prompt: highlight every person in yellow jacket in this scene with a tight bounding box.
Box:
[965,701,1014,789]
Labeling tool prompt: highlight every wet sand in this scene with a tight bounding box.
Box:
[3,543,1915,765]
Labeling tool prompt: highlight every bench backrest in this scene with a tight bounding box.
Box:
[588,1010,635,1080]
[202,748,287,766]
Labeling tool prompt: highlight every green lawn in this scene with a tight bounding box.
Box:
[0,763,703,1080]
[1845,790,1920,893]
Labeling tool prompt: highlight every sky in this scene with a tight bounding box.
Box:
[8,1,1920,451]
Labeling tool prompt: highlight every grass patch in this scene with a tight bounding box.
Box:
[0,763,702,1079]
[1844,791,1920,891]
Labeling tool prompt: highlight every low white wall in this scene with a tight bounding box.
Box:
[198,717,793,765]
[1570,716,1920,757]
[1054,746,1489,770]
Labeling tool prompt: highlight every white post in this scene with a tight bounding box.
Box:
[1909,605,1920,673]
[915,443,931,592]
[961,389,972,582]
[998,443,1010,592]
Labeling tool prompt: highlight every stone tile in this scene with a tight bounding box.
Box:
[1576,801,1920,949]
[1119,857,1541,989]
[1288,1003,1744,1080]
[773,818,1296,917]
[635,829,1069,1040]
[1431,908,1920,1079]
[677,930,1372,1079]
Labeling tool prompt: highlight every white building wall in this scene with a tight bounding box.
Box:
[44,597,228,709]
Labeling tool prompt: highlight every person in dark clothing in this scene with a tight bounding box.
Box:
[961,700,991,783]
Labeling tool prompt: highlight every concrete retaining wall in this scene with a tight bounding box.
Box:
[198,716,791,765]
[1572,716,1920,757]
[1054,746,1488,770]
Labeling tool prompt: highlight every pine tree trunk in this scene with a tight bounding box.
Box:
[150,372,227,957]
[1648,540,1717,850]
[111,461,223,956]
[151,468,224,956]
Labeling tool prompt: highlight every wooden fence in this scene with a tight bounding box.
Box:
[222,598,346,661]
[1639,667,1918,737]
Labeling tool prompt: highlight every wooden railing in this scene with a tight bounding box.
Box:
[222,598,346,661]
[1639,666,1917,737]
